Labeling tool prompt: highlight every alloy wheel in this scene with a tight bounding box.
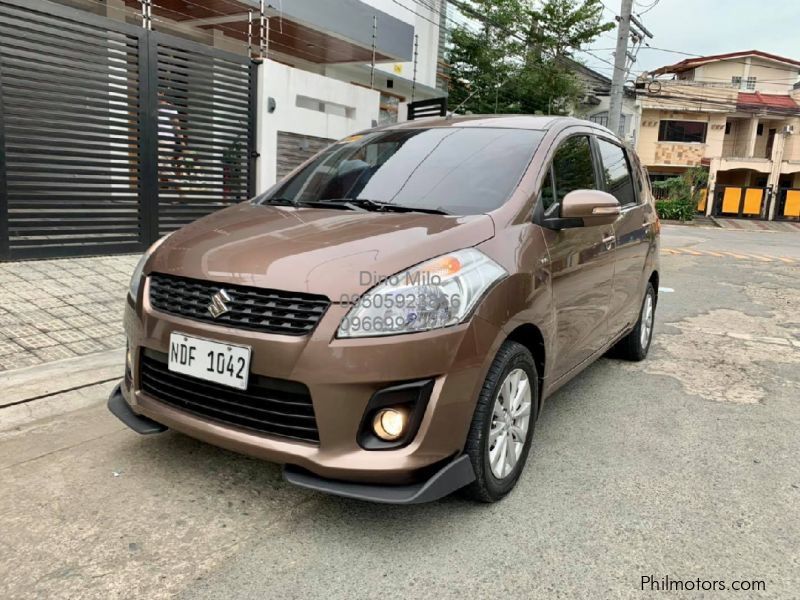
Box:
[640,291,654,350]
[488,368,532,479]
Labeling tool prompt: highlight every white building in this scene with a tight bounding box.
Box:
[0,0,449,259]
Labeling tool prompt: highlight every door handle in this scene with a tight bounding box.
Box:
[602,235,615,250]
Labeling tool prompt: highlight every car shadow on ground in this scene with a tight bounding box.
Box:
[120,356,614,526]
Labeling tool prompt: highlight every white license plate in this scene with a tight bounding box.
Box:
[168,332,251,390]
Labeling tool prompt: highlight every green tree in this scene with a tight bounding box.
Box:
[447,0,613,115]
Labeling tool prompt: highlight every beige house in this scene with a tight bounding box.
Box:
[636,50,800,220]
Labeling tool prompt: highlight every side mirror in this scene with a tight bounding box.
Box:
[543,190,620,229]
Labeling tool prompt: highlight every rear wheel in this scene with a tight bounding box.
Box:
[614,282,656,361]
[462,341,538,503]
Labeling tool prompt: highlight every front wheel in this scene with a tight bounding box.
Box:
[614,281,656,361]
[462,341,538,503]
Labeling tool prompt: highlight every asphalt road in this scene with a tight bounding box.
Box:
[1,224,798,599]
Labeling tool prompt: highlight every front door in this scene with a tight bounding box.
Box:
[539,134,616,380]
[594,137,651,336]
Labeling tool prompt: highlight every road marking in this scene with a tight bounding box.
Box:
[658,287,675,293]
[719,251,751,260]
[662,248,797,264]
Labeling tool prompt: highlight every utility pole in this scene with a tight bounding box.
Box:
[607,0,633,137]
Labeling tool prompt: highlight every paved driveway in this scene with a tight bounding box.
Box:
[0,256,135,370]
[1,225,798,599]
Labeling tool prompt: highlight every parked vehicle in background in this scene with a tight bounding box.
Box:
[109,115,660,504]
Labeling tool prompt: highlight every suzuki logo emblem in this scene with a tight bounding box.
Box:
[208,289,232,318]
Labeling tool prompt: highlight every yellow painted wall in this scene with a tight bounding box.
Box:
[747,59,799,93]
[636,109,726,167]
[695,58,798,93]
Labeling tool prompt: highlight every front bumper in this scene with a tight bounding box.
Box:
[108,383,475,503]
[120,279,503,486]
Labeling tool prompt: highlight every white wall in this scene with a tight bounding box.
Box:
[257,60,380,191]
[575,96,639,143]
[368,0,441,89]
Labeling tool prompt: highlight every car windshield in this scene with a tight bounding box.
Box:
[254,127,544,215]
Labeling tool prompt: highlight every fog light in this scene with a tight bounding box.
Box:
[372,408,407,441]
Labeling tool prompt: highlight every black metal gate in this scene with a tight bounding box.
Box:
[0,0,257,260]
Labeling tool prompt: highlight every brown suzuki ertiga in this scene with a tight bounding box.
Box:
[109,115,660,504]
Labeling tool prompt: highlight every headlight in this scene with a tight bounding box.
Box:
[337,248,507,338]
[128,234,172,302]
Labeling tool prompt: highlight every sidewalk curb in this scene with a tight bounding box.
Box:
[0,349,124,432]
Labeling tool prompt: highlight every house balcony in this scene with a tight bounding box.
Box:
[70,0,416,65]
[718,156,773,173]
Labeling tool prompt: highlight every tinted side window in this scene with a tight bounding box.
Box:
[596,138,636,206]
[552,136,595,205]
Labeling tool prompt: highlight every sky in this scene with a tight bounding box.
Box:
[578,0,800,79]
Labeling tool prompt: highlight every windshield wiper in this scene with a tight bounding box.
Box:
[260,196,299,207]
[321,198,450,215]
[260,197,449,215]
[260,197,363,211]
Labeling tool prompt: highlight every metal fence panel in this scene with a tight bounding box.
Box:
[0,0,147,259]
[149,32,255,237]
[0,0,257,260]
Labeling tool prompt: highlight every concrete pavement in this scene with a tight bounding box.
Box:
[0,224,798,599]
[0,255,135,371]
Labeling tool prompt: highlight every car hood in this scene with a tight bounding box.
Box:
[147,203,495,298]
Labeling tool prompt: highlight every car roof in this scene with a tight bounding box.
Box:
[382,114,615,136]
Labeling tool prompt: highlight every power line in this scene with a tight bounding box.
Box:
[634,0,660,16]
[586,43,800,84]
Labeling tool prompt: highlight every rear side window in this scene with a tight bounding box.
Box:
[596,138,637,206]
[552,135,596,205]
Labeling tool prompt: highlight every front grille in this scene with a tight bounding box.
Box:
[139,350,320,444]
[149,273,330,336]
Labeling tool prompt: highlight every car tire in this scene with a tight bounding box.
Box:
[462,341,538,503]
[614,281,656,362]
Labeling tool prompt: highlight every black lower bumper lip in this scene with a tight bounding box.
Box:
[107,382,168,435]
[109,381,472,503]
[283,454,476,505]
